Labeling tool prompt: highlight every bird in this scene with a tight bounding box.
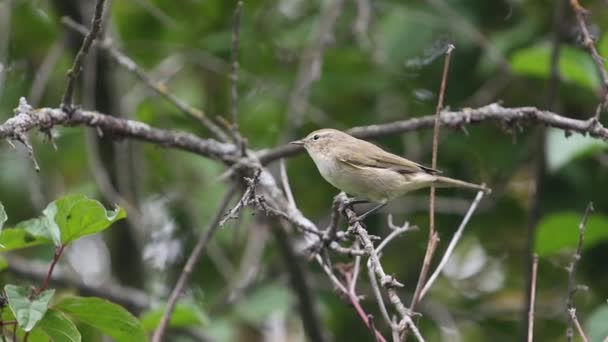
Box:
[291,128,490,220]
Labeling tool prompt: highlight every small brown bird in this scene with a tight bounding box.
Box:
[291,128,490,220]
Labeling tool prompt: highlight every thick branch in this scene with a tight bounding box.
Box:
[259,103,608,164]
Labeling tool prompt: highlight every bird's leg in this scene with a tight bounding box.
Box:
[343,197,370,206]
[351,203,387,223]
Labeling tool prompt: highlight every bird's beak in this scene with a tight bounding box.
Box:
[290,139,305,146]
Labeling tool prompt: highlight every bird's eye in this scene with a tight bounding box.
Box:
[312,134,320,141]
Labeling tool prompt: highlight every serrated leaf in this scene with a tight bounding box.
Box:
[55,296,145,342]
[511,44,600,91]
[140,302,208,332]
[545,128,608,172]
[0,228,50,252]
[37,309,81,342]
[5,285,55,332]
[16,195,126,246]
[535,212,608,256]
[586,304,608,342]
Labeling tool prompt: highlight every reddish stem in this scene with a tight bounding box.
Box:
[39,245,65,293]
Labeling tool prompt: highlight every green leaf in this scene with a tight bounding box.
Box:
[0,227,51,252]
[586,304,608,342]
[16,195,126,246]
[511,44,600,91]
[535,212,608,256]
[55,296,145,342]
[4,285,55,332]
[545,128,608,172]
[140,302,208,332]
[37,309,81,342]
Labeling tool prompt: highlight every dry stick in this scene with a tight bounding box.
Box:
[568,0,608,120]
[528,254,539,342]
[339,197,425,342]
[60,0,106,110]
[569,309,589,342]
[61,18,230,143]
[566,202,594,342]
[419,189,485,299]
[151,188,238,342]
[409,43,455,318]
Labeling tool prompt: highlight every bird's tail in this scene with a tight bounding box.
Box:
[433,176,492,194]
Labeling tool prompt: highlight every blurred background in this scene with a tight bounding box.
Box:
[1,0,608,341]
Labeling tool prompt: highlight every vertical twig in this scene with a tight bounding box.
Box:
[409,43,455,315]
[61,0,107,111]
[419,189,485,299]
[151,188,238,342]
[528,254,539,342]
[566,202,593,342]
[568,0,608,121]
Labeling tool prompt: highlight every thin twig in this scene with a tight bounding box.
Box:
[60,0,106,111]
[528,254,539,342]
[280,159,296,208]
[566,202,593,342]
[568,0,608,120]
[376,216,417,254]
[151,188,238,342]
[408,43,455,318]
[61,17,230,142]
[338,194,424,341]
[569,308,589,342]
[420,190,485,299]
[218,170,261,227]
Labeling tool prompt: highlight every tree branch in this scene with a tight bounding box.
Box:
[61,0,107,110]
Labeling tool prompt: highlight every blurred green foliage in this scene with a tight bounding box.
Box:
[1,0,608,341]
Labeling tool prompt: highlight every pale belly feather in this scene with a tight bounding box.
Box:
[311,155,435,203]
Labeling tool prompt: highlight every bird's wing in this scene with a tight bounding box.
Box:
[335,141,441,175]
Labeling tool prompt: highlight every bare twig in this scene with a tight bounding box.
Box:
[420,189,485,299]
[528,254,539,342]
[376,216,417,254]
[218,170,260,227]
[280,159,296,208]
[60,0,106,111]
[569,308,589,342]
[61,17,230,142]
[566,202,593,342]
[568,0,608,120]
[409,43,455,318]
[338,194,424,341]
[151,188,238,342]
